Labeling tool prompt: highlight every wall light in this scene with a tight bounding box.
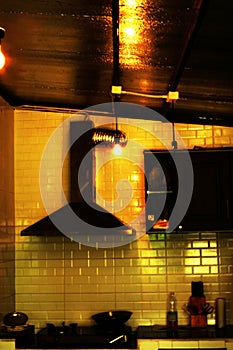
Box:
[0,27,6,70]
[92,127,128,148]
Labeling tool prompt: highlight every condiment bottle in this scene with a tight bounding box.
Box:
[167,292,178,331]
[215,298,226,329]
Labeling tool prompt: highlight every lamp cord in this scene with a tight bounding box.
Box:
[115,114,118,131]
[171,100,178,150]
[111,95,119,132]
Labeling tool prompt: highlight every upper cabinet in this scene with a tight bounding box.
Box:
[144,148,233,233]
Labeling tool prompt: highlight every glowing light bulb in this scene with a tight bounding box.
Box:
[113,144,122,156]
[0,27,6,70]
[0,46,5,70]
[131,174,139,181]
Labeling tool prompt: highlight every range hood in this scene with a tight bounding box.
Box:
[21,121,135,244]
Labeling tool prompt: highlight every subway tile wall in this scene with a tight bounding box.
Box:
[14,110,233,330]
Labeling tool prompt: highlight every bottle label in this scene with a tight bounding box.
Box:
[167,311,178,330]
[168,311,177,321]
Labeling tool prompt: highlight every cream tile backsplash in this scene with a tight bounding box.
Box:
[14,110,233,330]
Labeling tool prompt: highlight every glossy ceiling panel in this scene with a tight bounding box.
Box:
[178,1,233,101]
[0,0,232,125]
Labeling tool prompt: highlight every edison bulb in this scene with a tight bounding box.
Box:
[0,46,5,70]
[113,144,122,156]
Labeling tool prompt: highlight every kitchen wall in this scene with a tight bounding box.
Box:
[13,109,233,330]
[0,98,15,319]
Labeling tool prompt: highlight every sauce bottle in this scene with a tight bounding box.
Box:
[215,297,226,329]
[167,292,178,331]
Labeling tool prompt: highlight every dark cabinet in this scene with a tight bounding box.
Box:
[144,148,233,233]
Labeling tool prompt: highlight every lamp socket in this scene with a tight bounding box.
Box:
[112,85,122,94]
[167,91,179,102]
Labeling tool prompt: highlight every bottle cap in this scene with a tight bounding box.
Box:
[191,281,204,297]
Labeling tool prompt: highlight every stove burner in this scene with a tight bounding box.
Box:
[37,322,136,349]
[45,322,78,336]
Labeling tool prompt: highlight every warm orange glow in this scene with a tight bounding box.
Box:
[96,159,144,221]
[124,23,136,40]
[0,46,5,70]
[131,173,139,181]
[140,79,150,90]
[119,0,148,68]
[125,0,138,7]
[153,219,169,230]
[131,199,139,207]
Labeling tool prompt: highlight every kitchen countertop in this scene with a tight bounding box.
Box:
[137,324,233,339]
[2,326,233,349]
[1,327,137,349]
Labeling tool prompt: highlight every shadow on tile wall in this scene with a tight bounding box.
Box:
[0,103,15,319]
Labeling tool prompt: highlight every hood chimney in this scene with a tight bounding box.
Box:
[21,121,135,246]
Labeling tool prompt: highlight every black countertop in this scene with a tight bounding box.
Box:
[0,328,137,349]
[137,325,233,339]
[1,325,233,348]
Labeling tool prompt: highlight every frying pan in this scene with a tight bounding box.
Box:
[3,312,28,327]
[92,310,132,327]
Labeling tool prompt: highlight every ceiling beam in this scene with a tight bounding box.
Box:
[163,0,209,115]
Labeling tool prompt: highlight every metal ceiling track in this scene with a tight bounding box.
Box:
[112,0,120,102]
[163,0,212,121]
[168,0,208,93]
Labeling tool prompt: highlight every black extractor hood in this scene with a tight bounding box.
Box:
[21,121,136,246]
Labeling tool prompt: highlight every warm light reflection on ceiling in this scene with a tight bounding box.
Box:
[124,22,136,41]
[125,0,138,7]
[140,79,150,88]
[119,0,149,68]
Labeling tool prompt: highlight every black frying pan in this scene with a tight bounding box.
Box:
[3,312,28,327]
[92,310,132,327]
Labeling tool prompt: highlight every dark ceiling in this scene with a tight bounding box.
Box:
[0,0,232,126]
